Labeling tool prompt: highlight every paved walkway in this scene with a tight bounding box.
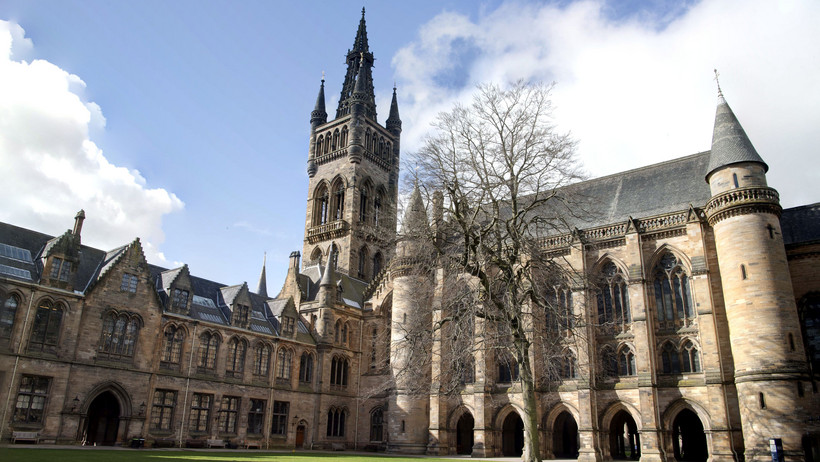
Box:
[1,444,578,461]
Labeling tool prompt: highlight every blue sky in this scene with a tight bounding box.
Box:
[1,0,818,291]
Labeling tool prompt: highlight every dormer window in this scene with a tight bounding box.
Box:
[234,305,250,326]
[50,257,72,282]
[120,273,138,293]
[172,289,189,310]
[282,316,295,336]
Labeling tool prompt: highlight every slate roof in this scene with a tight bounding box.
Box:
[545,151,713,231]
[782,203,820,246]
[299,263,368,309]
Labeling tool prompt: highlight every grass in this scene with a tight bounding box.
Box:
[0,448,457,462]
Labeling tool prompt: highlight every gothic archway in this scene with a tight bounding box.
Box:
[456,412,474,455]
[553,410,579,458]
[673,409,708,461]
[502,411,525,456]
[85,391,120,445]
[610,410,640,460]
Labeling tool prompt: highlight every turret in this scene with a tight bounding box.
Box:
[308,78,327,177]
[386,86,402,193]
[257,253,268,298]
[704,83,809,460]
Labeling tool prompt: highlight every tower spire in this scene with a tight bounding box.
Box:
[311,76,328,127]
[337,9,376,119]
[257,252,268,298]
[352,7,369,53]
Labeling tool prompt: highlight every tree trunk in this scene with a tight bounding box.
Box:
[517,339,542,462]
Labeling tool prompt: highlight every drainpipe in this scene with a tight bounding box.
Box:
[354,316,364,450]
[0,288,36,441]
[178,323,198,447]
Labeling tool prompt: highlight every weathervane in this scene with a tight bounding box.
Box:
[713,69,723,97]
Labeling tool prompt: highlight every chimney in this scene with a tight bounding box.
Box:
[73,210,86,237]
[289,251,301,271]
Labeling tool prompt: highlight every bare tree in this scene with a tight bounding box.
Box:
[400,81,584,461]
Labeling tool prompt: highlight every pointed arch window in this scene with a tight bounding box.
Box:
[327,407,347,437]
[330,356,349,387]
[340,126,348,147]
[276,347,293,380]
[359,186,369,223]
[358,246,369,279]
[332,129,340,151]
[324,132,331,154]
[160,325,185,369]
[653,253,695,329]
[99,311,141,360]
[0,293,20,341]
[497,353,519,383]
[254,343,271,377]
[374,192,383,228]
[661,342,681,374]
[28,301,63,354]
[226,337,247,377]
[546,286,573,334]
[365,128,372,151]
[299,352,313,383]
[560,350,578,379]
[372,252,383,278]
[596,262,631,330]
[332,181,345,221]
[314,184,329,226]
[601,346,618,377]
[618,346,636,376]
[197,332,219,373]
[681,340,701,373]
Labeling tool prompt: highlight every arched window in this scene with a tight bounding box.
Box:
[332,181,345,221]
[365,128,372,151]
[314,184,329,225]
[359,185,369,223]
[276,347,293,380]
[385,142,392,161]
[254,343,271,376]
[497,353,519,383]
[596,262,631,329]
[373,192,383,227]
[324,132,331,153]
[653,253,695,329]
[310,247,323,265]
[332,129,340,151]
[334,321,341,343]
[99,311,140,359]
[372,252,383,278]
[299,352,313,383]
[316,135,324,155]
[661,342,681,374]
[340,126,348,147]
[560,350,577,379]
[0,293,20,341]
[330,356,349,387]
[601,346,618,377]
[681,340,701,373]
[342,322,349,345]
[370,407,385,442]
[378,137,385,160]
[372,134,379,155]
[618,346,636,376]
[28,300,63,354]
[226,337,247,376]
[160,325,185,368]
[358,246,369,279]
[197,332,219,372]
[546,286,573,334]
[327,407,347,437]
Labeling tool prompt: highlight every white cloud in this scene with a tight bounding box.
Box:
[0,20,184,263]
[394,0,820,208]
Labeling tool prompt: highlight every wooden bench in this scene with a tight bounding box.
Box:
[331,442,345,451]
[206,438,226,448]
[152,437,176,448]
[12,431,39,444]
[240,440,261,449]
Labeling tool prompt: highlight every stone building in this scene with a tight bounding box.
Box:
[1,8,819,461]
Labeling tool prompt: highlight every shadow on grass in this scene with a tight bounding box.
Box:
[0,449,453,462]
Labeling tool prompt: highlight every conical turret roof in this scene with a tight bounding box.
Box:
[706,94,768,180]
[401,183,429,234]
[386,85,401,130]
[311,78,327,125]
[257,253,268,298]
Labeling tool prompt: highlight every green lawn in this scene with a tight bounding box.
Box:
[0,448,456,462]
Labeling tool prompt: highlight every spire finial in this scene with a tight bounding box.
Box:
[362,6,365,17]
[713,69,723,98]
[321,70,325,83]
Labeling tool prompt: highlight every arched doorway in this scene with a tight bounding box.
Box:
[610,410,640,460]
[553,411,579,458]
[502,412,525,457]
[456,412,474,455]
[673,409,708,461]
[85,391,120,445]
[296,425,306,448]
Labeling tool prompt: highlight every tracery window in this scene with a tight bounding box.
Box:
[98,311,141,359]
[681,340,701,373]
[340,126,348,147]
[332,129,340,151]
[276,347,292,380]
[596,262,631,329]
[28,301,63,354]
[160,325,185,369]
[618,346,637,376]
[372,252,383,278]
[197,332,219,373]
[497,353,519,383]
[560,350,578,379]
[330,356,349,387]
[601,346,618,377]
[332,181,345,221]
[316,135,324,155]
[327,407,347,437]
[358,246,369,279]
[254,343,271,376]
[315,184,329,226]
[226,337,247,377]
[661,342,681,374]
[653,253,695,329]
[299,352,313,383]
[0,293,20,341]
[546,286,574,334]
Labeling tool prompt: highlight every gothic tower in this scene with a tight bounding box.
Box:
[704,90,810,460]
[303,8,400,282]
